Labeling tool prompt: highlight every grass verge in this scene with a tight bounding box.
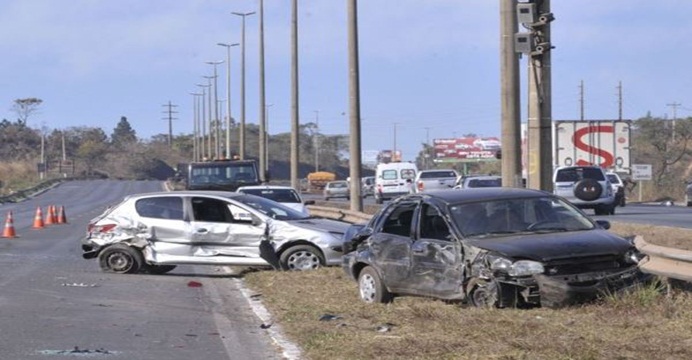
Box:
[243,222,692,359]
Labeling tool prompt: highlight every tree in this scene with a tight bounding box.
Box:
[111,116,137,148]
[12,98,43,125]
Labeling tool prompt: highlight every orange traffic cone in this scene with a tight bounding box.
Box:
[57,206,68,224]
[51,205,58,224]
[2,211,17,238]
[45,206,55,226]
[32,206,45,229]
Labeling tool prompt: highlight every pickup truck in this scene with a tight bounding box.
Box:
[414,169,458,193]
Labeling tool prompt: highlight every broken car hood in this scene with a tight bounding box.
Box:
[467,230,632,262]
[286,218,349,235]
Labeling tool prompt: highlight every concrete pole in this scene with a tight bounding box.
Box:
[218,43,239,158]
[526,0,552,191]
[348,0,363,211]
[290,0,300,189]
[203,76,214,159]
[500,0,522,187]
[207,61,223,159]
[258,0,267,181]
[232,11,256,160]
[196,84,210,160]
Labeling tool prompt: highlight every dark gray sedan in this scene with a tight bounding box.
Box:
[342,188,650,308]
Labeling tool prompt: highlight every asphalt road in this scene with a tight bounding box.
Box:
[0,180,282,360]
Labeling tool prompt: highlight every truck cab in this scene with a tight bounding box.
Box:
[180,160,262,191]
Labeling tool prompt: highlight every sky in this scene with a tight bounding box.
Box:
[1,0,691,162]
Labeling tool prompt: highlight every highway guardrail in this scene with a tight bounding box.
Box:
[635,236,692,283]
[308,205,372,224]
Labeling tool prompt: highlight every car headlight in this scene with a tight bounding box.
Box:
[488,256,544,276]
[624,249,646,264]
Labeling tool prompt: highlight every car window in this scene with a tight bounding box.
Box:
[606,174,620,184]
[419,204,452,241]
[382,169,398,180]
[467,178,502,188]
[191,197,235,223]
[401,169,417,180]
[239,188,301,203]
[233,194,309,220]
[381,202,417,237]
[135,197,183,220]
[555,167,605,182]
[419,171,456,179]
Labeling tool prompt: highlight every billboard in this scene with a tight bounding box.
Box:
[377,150,402,164]
[432,137,501,162]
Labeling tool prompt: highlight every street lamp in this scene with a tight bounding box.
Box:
[206,61,223,159]
[217,42,239,158]
[196,83,210,160]
[314,110,320,172]
[265,103,273,172]
[189,92,202,161]
[202,75,215,159]
[232,10,256,160]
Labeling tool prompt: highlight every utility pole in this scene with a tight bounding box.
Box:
[190,92,202,161]
[516,0,554,191]
[579,80,585,121]
[232,10,256,160]
[617,81,623,121]
[290,0,300,189]
[424,126,431,169]
[500,0,522,188]
[207,61,223,159]
[392,122,398,161]
[196,83,210,160]
[258,0,267,181]
[162,101,178,147]
[314,110,320,172]
[348,0,363,211]
[667,101,681,142]
[218,42,239,158]
[203,75,214,159]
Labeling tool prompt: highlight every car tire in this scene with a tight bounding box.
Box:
[573,179,602,201]
[467,279,500,308]
[144,264,177,274]
[358,266,393,303]
[98,244,144,274]
[279,244,324,271]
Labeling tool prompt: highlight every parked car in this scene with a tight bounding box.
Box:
[553,166,616,215]
[605,172,626,207]
[454,174,502,189]
[237,185,314,215]
[342,188,650,308]
[323,180,350,201]
[81,191,349,273]
[361,176,376,198]
[414,169,458,193]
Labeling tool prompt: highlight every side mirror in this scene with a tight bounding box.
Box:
[595,220,611,230]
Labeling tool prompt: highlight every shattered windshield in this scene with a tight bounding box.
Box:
[448,196,595,238]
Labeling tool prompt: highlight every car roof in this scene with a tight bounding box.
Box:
[403,187,550,205]
[124,191,244,200]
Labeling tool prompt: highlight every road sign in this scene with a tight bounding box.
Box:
[631,164,652,181]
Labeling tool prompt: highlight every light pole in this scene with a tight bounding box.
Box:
[202,75,215,159]
[232,10,256,160]
[265,103,273,172]
[189,92,202,161]
[314,110,320,172]
[196,83,210,160]
[218,42,239,158]
[258,0,267,181]
[290,0,299,189]
[206,61,223,159]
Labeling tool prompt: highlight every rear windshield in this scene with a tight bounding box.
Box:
[467,178,502,188]
[238,188,301,203]
[419,171,456,179]
[555,167,605,182]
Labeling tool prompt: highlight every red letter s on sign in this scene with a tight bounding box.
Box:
[572,125,614,167]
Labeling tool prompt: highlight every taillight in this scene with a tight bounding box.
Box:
[417,181,424,191]
[88,223,117,233]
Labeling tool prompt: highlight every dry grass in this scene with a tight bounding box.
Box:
[243,223,692,360]
[0,161,37,195]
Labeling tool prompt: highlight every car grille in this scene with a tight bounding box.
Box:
[543,255,626,276]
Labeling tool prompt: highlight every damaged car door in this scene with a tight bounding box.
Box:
[371,200,419,290]
[408,202,463,297]
[187,196,266,262]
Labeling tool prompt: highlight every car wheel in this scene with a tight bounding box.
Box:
[573,179,602,201]
[279,245,324,271]
[144,264,177,274]
[467,279,500,308]
[358,266,393,303]
[98,244,144,274]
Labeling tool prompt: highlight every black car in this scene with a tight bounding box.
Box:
[342,188,650,308]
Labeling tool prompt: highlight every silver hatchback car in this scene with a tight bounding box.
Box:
[81,191,349,273]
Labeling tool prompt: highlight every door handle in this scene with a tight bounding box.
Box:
[196,228,208,234]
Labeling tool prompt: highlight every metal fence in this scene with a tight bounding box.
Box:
[635,236,692,283]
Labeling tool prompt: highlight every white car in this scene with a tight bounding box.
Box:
[237,185,314,215]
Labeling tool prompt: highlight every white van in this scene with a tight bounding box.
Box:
[374,162,418,204]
